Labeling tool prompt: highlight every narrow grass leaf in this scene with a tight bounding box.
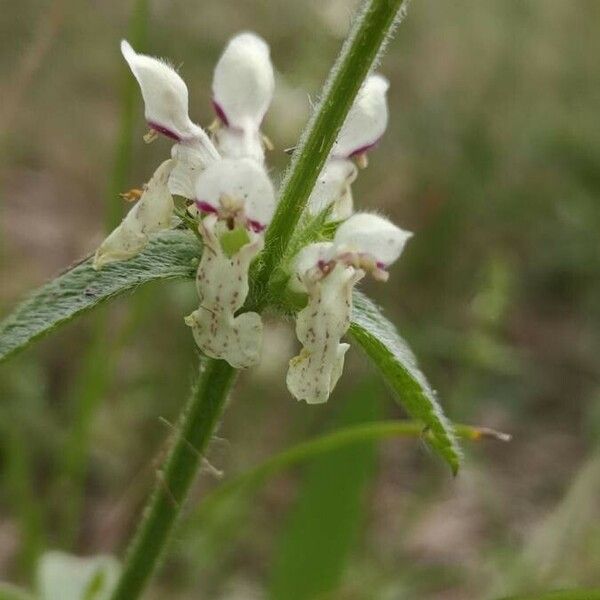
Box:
[268,383,381,600]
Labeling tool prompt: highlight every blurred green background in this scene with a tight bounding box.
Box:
[1,1,599,598]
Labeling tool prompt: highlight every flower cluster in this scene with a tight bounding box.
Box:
[94,32,412,404]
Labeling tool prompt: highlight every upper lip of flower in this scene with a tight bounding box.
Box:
[193,158,276,231]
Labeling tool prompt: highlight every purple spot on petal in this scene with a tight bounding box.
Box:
[376,261,387,270]
[248,219,265,233]
[148,121,181,141]
[195,200,218,214]
[212,100,229,127]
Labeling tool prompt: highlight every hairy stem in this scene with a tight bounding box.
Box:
[110,359,235,600]
[252,0,410,306]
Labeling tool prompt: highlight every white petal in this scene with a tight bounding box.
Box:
[212,126,265,163]
[289,242,335,293]
[94,160,174,269]
[334,212,412,267]
[194,158,275,229]
[332,74,389,158]
[168,139,218,198]
[121,40,215,153]
[185,215,263,368]
[212,32,274,131]
[307,158,357,220]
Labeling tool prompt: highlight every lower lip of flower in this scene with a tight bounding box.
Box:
[148,121,181,142]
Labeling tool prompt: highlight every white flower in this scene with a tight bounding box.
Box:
[121,40,219,198]
[211,33,275,163]
[93,160,174,269]
[193,158,276,232]
[185,158,276,367]
[121,40,207,145]
[307,74,389,219]
[333,212,412,281]
[287,213,411,403]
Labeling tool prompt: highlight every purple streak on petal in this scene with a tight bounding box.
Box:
[212,99,229,127]
[347,139,379,158]
[248,219,265,233]
[195,200,218,214]
[148,121,181,141]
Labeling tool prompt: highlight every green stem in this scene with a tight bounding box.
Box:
[252,0,410,306]
[110,359,236,600]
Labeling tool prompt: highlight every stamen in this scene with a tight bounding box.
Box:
[120,188,144,203]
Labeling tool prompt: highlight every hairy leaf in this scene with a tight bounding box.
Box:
[0,230,200,363]
[350,291,462,473]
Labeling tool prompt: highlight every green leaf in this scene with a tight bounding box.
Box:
[350,291,462,473]
[0,230,199,363]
